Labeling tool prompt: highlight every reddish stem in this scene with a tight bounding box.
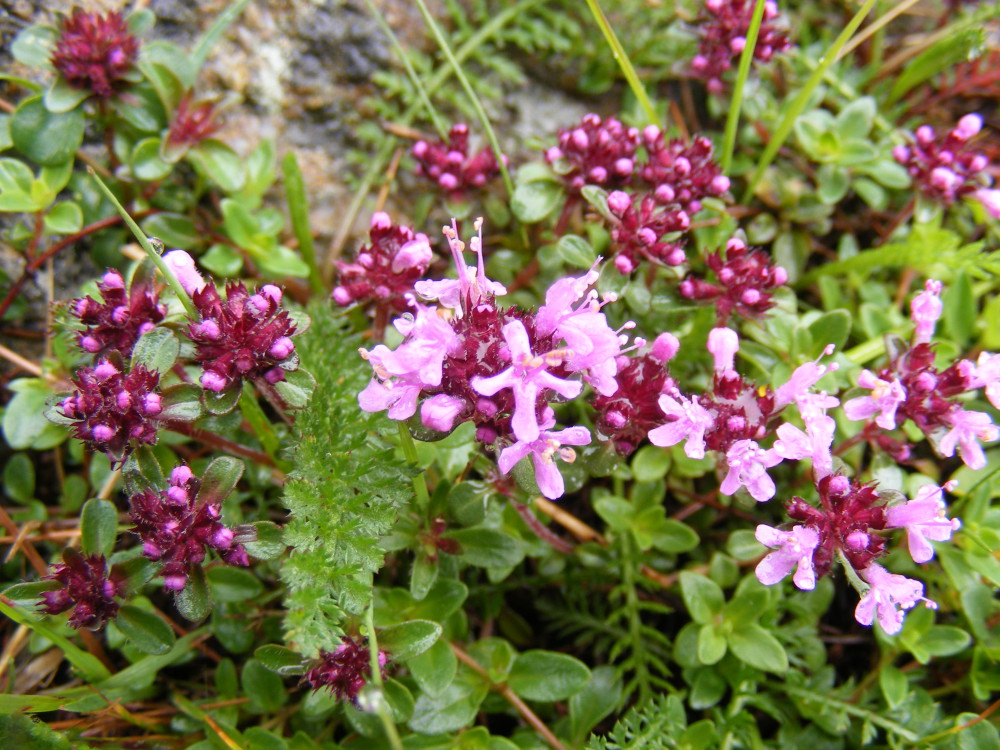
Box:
[511,500,575,554]
[163,420,278,468]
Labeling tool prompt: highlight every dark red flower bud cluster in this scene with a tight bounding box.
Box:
[304,636,389,703]
[592,333,679,455]
[59,360,162,466]
[166,92,223,150]
[606,191,691,273]
[892,115,990,206]
[40,549,126,629]
[188,282,297,393]
[72,270,166,357]
[787,474,887,577]
[130,465,249,591]
[50,9,139,99]
[690,0,789,94]
[679,237,788,323]
[638,130,731,215]
[333,212,434,313]
[545,114,640,194]
[412,123,503,196]
[700,368,777,454]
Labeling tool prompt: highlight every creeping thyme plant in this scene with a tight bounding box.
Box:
[2,1,1000,747]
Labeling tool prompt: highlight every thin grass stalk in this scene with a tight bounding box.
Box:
[364,604,404,750]
[281,152,324,294]
[583,0,659,127]
[837,0,921,62]
[720,0,767,173]
[412,0,514,198]
[741,0,879,203]
[361,0,449,140]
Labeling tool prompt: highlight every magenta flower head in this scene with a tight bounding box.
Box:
[546,114,639,193]
[51,9,140,99]
[843,370,907,430]
[40,549,126,630]
[333,212,434,314]
[894,114,996,210]
[690,0,789,93]
[304,636,389,703]
[165,92,223,151]
[188,281,298,393]
[412,123,502,196]
[498,417,591,499]
[910,279,943,344]
[754,524,820,590]
[886,481,961,564]
[679,238,787,323]
[607,191,690,273]
[59,360,161,466]
[855,562,936,635]
[638,132,730,214]
[130,464,249,591]
[72,270,167,357]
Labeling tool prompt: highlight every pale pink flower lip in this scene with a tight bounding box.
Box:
[648,391,714,459]
[755,524,820,590]
[843,370,906,430]
[885,481,961,563]
[498,421,592,499]
[720,439,782,502]
[855,563,936,636]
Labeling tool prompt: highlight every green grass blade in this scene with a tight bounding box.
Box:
[413,0,514,198]
[281,152,324,294]
[190,0,252,75]
[721,0,767,173]
[741,0,879,203]
[583,0,659,127]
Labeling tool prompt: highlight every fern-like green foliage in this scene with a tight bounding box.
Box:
[585,694,688,750]
[280,303,414,656]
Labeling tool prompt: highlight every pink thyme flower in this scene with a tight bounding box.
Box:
[637,131,730,214]
[413,123,502,197]
[894,114,996,209]
[707,326,740,373]
[855,562,936,636]
[187,281,298,393]
[975,188,1000,219]
[471,320,582,443]
[72,269,167,357]
[59,360,162,466]
[39,549,126,630]
[754,524,820,590]
[333,212,434,316]
[937,408,998,470]
[690,0,789,94]
[163,250,206,296]
[545,114,639,194]
[911,279,943,344]
[844,370,907,430]
[969,351,1000,409]
[772,347,838,409]
[51,9,139,99]
[304,637,389,703]
[415,219,506,312]
[720,439,782,501]
[772,413,836,479]
[130,464,249,591]
[886,481,961,564]
[420,393,466,432]
[648,390,714,459]
[680,238,788,324]
[606,191,690,273]
[498,419,592,499]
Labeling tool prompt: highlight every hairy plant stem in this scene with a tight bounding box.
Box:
[720,0,767,174]
[619,532,652,704]
[164,420,278,469]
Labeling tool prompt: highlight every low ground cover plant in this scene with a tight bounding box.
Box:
[0,1,998,748]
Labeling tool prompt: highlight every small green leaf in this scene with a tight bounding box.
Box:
[242,521,284,561]
[175,566,212,621]
[7,378,66,450]
[2,581,59,607]
[816,165,849,205]
[11,96,85,166]
[380,620,442,661]
[728,624,787,673]
[130,327,179,374]
[254,644,308,676]
[631,445,671,482]
[556,234,597,268]
[568,666,621,746]
[200,243,244,277]
[408,681,487,734]
[207,567,263,603]
[196,456,244,506]
[879,664,908,708]
[11,25,57,70]
[507,650,590,701]
[581,184,614,222]
[43,201,83,234]
[127,8,156,35]
[3,454,35,504]
[594,495,633,532]
[158,383,203,422]
[80,498,118,557]
[116,605,176,655]
[510,180,563,223]
[44,77,90,113]
[649,518,699,554]
[727,529,765,561]
[203,385,241,415]
[407,638,456,697]
[943,269,976,348]
[445,528,524,568]
[808,309,851,357]
[242,659,288,713]
[141,213,200,250]
[273,369,315,409]
[697,623,727,665]
[189,139,246,193]
[680,571,725,625]
[835,97,876,140]
[132,137,172,181]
